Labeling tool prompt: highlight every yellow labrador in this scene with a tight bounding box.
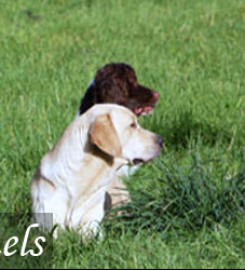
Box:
[31,104,163,237]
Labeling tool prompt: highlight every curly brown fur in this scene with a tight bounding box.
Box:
[79,63,159,116]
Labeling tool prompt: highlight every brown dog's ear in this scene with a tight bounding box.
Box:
[90,114,122,157]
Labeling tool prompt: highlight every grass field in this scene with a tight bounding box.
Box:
[1,0,245,268]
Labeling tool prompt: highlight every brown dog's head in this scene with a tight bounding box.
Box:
[79,63,159,116]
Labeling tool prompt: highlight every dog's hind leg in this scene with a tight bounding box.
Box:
[31,177,69,232]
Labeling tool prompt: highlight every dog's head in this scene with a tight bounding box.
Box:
[79,63,159,117]
[89,105,163,165]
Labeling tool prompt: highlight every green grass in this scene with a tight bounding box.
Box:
[1,0,245,268]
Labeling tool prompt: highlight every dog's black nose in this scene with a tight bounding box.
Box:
[156,136,164,147]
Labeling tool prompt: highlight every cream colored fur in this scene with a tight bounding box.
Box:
[31,104,162,238]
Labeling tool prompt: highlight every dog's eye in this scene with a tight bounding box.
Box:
[131,122,137,129]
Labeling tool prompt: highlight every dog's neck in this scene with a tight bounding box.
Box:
[78,79,96,116]
[72,151,127,200]
[41,126,127,200]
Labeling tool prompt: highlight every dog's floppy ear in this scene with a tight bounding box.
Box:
[90,114,122,157]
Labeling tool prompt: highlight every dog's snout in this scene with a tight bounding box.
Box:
[156,136,164,147]
[153,91,160,102]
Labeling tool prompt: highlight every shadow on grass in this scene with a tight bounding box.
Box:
[159,111,233,149]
